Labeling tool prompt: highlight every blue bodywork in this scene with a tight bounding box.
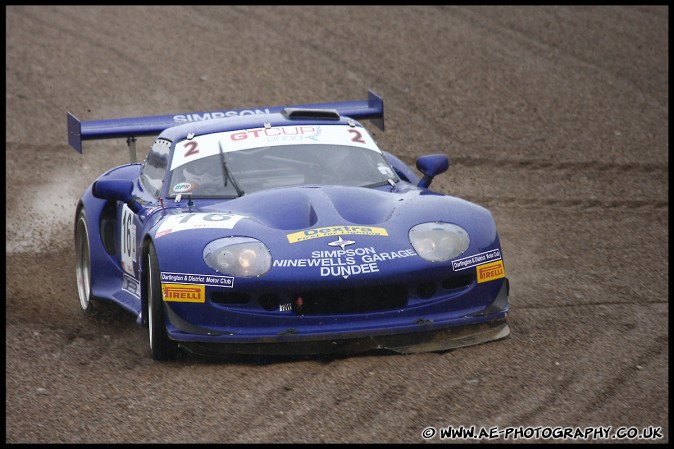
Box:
[70,91,509,357]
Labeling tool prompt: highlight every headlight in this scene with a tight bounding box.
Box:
[203,237,272,277]
[409,222,470,262]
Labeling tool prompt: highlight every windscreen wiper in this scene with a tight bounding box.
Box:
[218,141,244,197]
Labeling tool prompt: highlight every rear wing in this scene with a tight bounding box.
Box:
[67,90,384,154]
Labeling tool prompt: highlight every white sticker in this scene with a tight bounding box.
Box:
[155,213,247,238]
[173,182,196,193]
[377,164,394,177]
[122,274,141,298]
[121,204,137,276]
[170,125,382,170]
[451,249,502,271]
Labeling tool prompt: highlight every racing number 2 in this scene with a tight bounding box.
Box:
[183,141,199,157]
[348,129,366,144]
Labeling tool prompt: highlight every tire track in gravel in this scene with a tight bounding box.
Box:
[474,196,668,210]
[451,156,667,174]
[230,355,437,442]
[238,7,453,137]
[447,6,669,110]
[578,334,668,417]
[492,302,668,427]
[6,7,147,118]
[245,5,667,182]
[515,300,669,309]
[231,359,391,442]
[440,156,666,212]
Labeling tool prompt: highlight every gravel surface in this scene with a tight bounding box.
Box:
[6,5,668,444]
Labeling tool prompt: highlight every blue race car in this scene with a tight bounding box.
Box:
[68,90,510,361]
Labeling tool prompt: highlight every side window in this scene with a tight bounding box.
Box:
[140,138,171,198]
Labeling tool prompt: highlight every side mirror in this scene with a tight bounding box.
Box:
[416,154,449,188]
[92,179,142,213]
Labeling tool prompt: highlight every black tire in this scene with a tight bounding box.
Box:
[75,209,97,314]
[146,243,179,361]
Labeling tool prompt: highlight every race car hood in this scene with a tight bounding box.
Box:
[150,185,500,284]
[162,184,498,241]
[212,185,404,231]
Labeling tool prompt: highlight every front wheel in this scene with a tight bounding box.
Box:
[146,243,180,361]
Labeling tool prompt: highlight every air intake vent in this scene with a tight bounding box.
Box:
[281,108,341,121]
[211,291,251,305]
[291,285,408,315]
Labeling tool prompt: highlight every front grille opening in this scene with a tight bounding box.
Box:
[442,273,474,290]
[292,285,407,315]
[416,282,436,299]
[258,294,280,311]
[211,291,251,305]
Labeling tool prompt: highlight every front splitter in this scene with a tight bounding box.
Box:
[177,318,510,359]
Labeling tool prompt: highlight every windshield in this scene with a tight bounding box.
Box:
[168,143,399,198]
[167,123,401,198]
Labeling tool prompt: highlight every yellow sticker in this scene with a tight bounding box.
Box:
[476,260,505,284]
[286,225,388,243]
[161,283,206,303]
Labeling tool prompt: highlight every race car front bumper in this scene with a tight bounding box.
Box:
[165,278,510,357]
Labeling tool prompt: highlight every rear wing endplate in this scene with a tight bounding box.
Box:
[67,90,384,154]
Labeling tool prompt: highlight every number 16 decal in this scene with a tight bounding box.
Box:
[121,204,136,276]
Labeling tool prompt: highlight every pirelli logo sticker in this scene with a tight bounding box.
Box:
[476,260,505,284]
[287,225,388,243]
[161,283,205,303]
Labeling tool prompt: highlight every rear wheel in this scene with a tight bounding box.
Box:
[146,243,179,361]
[75,209,96,314]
